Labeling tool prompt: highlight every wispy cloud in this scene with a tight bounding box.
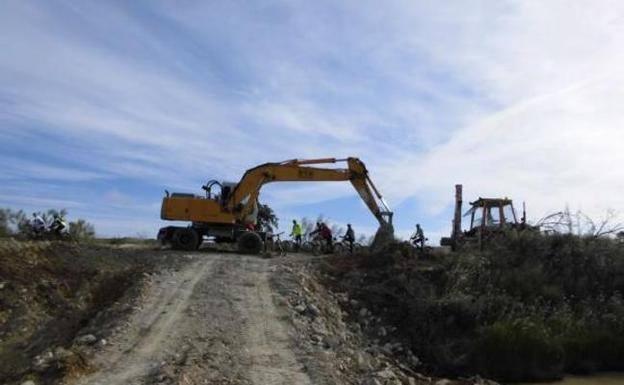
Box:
[1,0,623,239]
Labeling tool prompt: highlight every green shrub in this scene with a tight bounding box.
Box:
[338,231,624,382]
[473,318,564,381]
[68,219,96,240]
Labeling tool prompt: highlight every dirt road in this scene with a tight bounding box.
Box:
[71,253,311,385]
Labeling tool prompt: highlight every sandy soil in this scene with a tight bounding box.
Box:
[69,253,311,385]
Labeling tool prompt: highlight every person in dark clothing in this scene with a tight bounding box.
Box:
[343,224,355,253]
[410,223,425,250]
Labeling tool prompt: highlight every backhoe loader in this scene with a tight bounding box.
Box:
[158,157,393,253]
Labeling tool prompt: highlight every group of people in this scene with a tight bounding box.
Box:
[30,213,67,237]
[289,220,356,253]
[289,219,427,253]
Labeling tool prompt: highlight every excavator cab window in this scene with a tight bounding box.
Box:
[221,186,231,206]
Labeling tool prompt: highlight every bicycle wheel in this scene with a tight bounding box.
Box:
[276,242,285,256]
[281,240,293,252]
[333,242,345,255]
[301,241,314,253]
[311,242,323,256]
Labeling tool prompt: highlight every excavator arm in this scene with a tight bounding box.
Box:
[228,157,393,225]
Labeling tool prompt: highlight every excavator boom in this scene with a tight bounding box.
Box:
[228,157,392,225]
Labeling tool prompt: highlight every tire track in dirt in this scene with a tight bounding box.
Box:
[234,257,311,385]
[69,254,312,385]
[73,256,215,385]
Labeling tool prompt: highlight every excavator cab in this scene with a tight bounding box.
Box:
[201,180,238,206]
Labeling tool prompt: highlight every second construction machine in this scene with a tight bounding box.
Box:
[158,157,393,253]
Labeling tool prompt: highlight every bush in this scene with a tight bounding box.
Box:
[69,219,96,240]
[331,231,624,382]
[0,207,96,241]
[473,318,564,381]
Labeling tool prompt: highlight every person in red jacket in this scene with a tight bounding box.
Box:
[320,222,333,252]
[311,222,333,252]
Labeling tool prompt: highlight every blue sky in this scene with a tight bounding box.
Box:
[2,1,624,241]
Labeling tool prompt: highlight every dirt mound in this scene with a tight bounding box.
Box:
[0,240,166,384]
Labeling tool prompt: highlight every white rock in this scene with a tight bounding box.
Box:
[53,346,73,360]
[21,381,36,385]
[356,352,372,372]
[376,367,396,379]
[76,334,97,345]
[307,304,321,317]
[33,351,54,371]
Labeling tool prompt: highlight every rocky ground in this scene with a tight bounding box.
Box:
[272,255,498,385]
[0,241,499,385]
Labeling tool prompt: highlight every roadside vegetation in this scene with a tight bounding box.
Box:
[323,230,624,383]
[0,208,95,241]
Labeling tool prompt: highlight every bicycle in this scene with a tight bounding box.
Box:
[408,237,432,258]
[333,237,364,255]
[301,233,332,255]
[267,232,287,256]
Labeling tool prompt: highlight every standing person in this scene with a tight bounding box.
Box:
[290,219,303,251]
[410,223,425,250]
[343,224,355,253]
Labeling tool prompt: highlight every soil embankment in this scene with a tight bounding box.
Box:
[0,240,177,384]
[1,241,495,385]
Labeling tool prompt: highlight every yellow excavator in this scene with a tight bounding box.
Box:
[158,157,393,253]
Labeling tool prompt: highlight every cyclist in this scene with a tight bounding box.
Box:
[51,214,67,237]
[410,223,425,250]
[311,222,333,253]
[342,224,355,253]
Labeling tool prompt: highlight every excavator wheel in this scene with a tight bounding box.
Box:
[172,228,200,251]
[237,231,263,254]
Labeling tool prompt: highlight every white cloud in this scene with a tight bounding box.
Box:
[370,1,624,232]
[2,0,624,238]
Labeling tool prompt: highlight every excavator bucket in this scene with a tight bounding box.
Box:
[370,222,395,252]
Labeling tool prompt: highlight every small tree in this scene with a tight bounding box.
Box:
[537,208,624,238]
[257,203,279,232]
[300,217,316,238]
[69,219,96,240]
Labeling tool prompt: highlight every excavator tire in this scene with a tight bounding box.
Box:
[237,231,263,254]
[172,228,200,251]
